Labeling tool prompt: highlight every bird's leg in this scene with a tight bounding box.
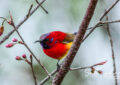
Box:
[57,60,60,71]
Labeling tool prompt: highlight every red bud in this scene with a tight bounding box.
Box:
[97,70,103,74]
[16,56,22,60]
[0,26,4,36]
[12,38,18,42]
[22,54,26,58]
[91,67,95,73]
[5,43,14,48]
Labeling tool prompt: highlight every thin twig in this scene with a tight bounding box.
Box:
[100,0,120,21]
[26,4,33,17]
[9,12,53,79]
[87,24,104,30]
[100,20,120,24]
[82,22,100,42]
[30,55,37,85]
[70,61,107,71]
[2,19,6,26]
[35,0,48,14]
[83,19,120,42]
[70,66,96,71]
[0,0,46,45]
[39,69,58,85]
[0,17,7,21]
[83,0,120,42]
[106,17,118,85]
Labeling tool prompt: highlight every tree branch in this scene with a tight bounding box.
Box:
[100,20,120,24]
[82,22,100,42]
[83,0,120,42]
[8,12,52,79]
[39,69,58,85]
[0,0,46,45]
[35,0,48,14]
[52,0,98,85]
[83,19,120,42]
[30,55,37,85]
[100,0,120,21]
[106,17,118,85]
[26,4,33,17]
[70,61,107,71]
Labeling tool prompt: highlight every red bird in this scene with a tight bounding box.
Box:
[35,31,76,65]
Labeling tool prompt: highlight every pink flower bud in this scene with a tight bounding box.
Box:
[16,56,22,60]
[12,38,18,42]
[5,43,14,48]
[22,54,26,58]
[0,26,4,36]
[98,70,103,74]
[91,67,95,73]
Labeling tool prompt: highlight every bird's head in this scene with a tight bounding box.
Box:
[35,31,67,49]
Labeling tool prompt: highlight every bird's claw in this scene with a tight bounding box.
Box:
[57,63,60,71]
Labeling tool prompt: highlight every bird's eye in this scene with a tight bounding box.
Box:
[43,39,49,42]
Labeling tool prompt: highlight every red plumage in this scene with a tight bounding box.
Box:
[43,43,69,59]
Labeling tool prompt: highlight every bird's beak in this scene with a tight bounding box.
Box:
[34,40,42,43]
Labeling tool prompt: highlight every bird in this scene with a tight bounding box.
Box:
[35,31,76,68]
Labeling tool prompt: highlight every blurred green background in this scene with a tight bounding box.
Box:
[0,0,120,85]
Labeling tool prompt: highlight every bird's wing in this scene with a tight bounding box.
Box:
[62,33,75,44]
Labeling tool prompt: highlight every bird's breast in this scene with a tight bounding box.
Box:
[43,42,72,60]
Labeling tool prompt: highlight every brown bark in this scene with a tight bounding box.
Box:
[52,0,98,85]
